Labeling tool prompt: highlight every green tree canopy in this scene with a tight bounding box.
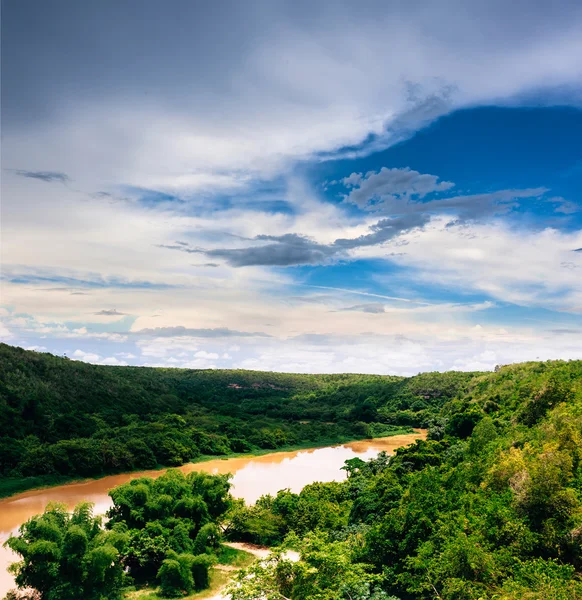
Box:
[5,502,129,600]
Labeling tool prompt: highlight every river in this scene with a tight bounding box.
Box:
[0,431,425,596]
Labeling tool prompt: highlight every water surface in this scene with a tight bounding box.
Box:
[0,431,425,595]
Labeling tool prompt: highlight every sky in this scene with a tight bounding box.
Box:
[1,0,582,375]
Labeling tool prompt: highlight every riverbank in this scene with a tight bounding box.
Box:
[0,425,415,500]
[0,431,426,597]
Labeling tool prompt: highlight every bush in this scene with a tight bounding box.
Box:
[191,554,213,590]
[158,557,192,597]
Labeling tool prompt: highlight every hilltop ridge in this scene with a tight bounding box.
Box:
[0,342,474,496]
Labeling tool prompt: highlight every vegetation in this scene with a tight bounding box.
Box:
[225,360,582,599]
[5,501,128,600]
[0,343,472,496]
[6,469,237,599]
[4,345,582,598]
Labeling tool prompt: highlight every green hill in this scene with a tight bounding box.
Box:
[0,343,476,496]
[4,346,582,598]
[224,359,582,599]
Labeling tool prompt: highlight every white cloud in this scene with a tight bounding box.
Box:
[0,323,14,341]
[381,218,582,311]
[71,349,128,366]
[228,327,582,375]
[2,2,582,374]
[4,2,582,196]
[100,356,129,366]
[194,350,219,360]
[72,349,101,362]
[136,337,198,359]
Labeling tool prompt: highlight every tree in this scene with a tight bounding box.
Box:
[104,469,231,591]
[157,554,192,598]
[228,533,395,600]
[190,553,214,591]
[4,502,128,600]
[518,376,574,426]
[193,522,221,554]
[157,551,213,597]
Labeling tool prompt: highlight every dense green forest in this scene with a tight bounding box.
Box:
[0,343,473,496]
[4,353,582,598]
[224,359,582,599]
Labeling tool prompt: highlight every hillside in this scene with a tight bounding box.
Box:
[0,343,476,496]
[224,359,582,599]
[4,351,582,599]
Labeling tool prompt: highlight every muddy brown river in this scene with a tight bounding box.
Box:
[0,431,425,595]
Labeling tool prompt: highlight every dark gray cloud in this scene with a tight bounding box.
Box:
[133,326,270,338]
[160,235,335,267]
[435,188,549,221]
[574,248,582,252]
[341,166,548,220]
[160,216,429,267]
[206,234,336,267]
[550,328,582,335]
[4,0,580,131]
[334,215,431,249]
[342,167,455,210]
[14,170,70,183]
[338,303,386,314]
[157,244,202,254]
[3,269,175,290]
[94,309,128,316]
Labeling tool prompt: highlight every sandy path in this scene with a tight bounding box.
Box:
[205,542,299,600]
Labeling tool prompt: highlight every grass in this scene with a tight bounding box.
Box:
[0,474,81,499]
[124,570,230,599]
[0,426,416,499]
[124,545,254,599]
[215,544,256,568]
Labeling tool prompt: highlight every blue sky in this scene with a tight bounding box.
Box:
[1,0,582,374]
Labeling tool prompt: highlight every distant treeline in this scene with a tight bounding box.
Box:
[0,343,475,495]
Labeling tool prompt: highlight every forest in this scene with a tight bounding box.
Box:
[3,347,582,598]
[0,343,472,496]
[223,359,582,599]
